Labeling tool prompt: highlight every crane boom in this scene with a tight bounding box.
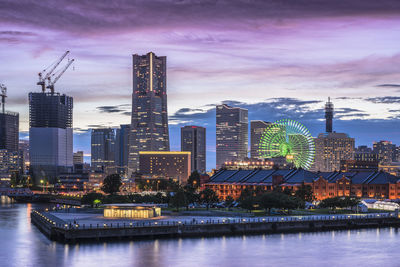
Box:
[37,51,70,92]
[43,51,70,80]
[47,58,74,94]
[0,84,7,113]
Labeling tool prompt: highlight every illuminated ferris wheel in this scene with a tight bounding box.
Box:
[258,119,315,169]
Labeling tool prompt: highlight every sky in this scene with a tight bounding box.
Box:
[1,0,400,169]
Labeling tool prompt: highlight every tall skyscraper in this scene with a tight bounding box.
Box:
[181,126,206,173]
[216,104,248,168]
[128,52,170,174]
[91,128,115,173]
[29,92,73,184]
[115,124,130,174]
[325,97,333,133]
[314,132,355,172]
[250,120,271,159]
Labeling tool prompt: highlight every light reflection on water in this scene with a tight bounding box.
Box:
[1,198,400,267]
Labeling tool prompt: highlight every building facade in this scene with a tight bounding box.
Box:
[216,104,248,168]
[18,139,29,173]
[73,151,84,164]
[138,151,191,183]
[115,124,130,174]
[0,111,19,152]
[0,149,20,185]
[355,145,378,162]
[91,128,115,173]
[29,92,73,184]
[181,125,206,173]
[314,132,355,172]
[205,168,400,201]
[250,120,271,159]
[373,141,395,164]
[128,52,170,174]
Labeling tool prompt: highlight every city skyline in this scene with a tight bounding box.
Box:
[1,1,400,170]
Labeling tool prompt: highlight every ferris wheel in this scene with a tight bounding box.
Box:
[258,119,315,169]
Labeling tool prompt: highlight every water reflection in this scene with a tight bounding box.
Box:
[1,202,400,267]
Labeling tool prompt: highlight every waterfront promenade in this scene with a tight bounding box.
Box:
[31,209,400,243]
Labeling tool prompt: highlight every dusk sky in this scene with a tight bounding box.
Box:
[1,0,400,169]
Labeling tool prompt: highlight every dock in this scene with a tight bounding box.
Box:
[31,209,400,243]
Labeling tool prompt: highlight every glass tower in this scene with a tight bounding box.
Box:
[181,126,206,173]
[91,128,115,172]
[216,104,248,168]
[29,92,73,184]
[128,52,170,174]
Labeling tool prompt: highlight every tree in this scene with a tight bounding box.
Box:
[319,197,342,211]
[239,196,257,212]
[101,173,122,195]
[183,185,199,210]
[200,188,219,210]
[295,183,314,202]
[81,192,104,207]
[341,196,360,208]
[170,188,187,212]
[282,187,293,196]
[187,170,201,188]
[225,196,235,210]
[260,192,302,214]
[260,192,281,214]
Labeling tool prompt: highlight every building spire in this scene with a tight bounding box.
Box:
[325,97,333,133]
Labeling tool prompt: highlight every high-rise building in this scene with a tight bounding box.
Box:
[128,52,170,174]
[29,92,73,184]
[181,126,206,173]
[0,111,19,152]
[325,97,333,133]
[0,149,20,185]
[91,128,115,173]
[314,132,355,172]
[139,151,191,183]
[373,141,395,164]
[73,151,84,164]
[250,120,271,159]
[19,139,29,173]
[115,124,130,174]
[216,104,248,168]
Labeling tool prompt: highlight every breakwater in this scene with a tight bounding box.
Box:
[31,210,400,243]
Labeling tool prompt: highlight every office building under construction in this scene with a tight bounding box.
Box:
[29,51,74,184]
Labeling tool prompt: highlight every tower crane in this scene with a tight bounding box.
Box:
[37,51,70,92]
[46,58,75,94]
[0,84,7,113]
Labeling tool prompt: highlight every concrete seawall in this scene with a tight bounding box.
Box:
[31,210,400,243]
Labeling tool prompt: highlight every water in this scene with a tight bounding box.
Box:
[1,196,400,267]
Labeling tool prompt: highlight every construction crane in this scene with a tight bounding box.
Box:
[46,58,74,94]
[0,84,6,113]
[37,51,70,92]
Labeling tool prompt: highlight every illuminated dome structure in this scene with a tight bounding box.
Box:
[258,119,315,170]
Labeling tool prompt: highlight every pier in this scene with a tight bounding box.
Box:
[31,209,400,243]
